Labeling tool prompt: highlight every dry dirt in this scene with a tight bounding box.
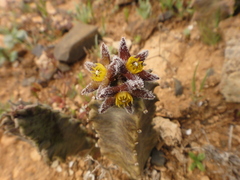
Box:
[1,0,240,180]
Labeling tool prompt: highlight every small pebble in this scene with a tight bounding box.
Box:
[186,129,192,135]
[51,160,59,168]
[150,148,166,166]
[69,161,74,168]
[174,78,183,96]
[56,166,62,172]
[69,169,74,176]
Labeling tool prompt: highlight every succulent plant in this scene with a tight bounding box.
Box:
[83,38,160,179]
[0,102,95,163]
[89,82,158,179]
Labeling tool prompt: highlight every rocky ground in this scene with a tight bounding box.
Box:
[1,0,240,180]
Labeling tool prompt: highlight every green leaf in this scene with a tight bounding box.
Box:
[16,29,27,41]
[0,56,6,66]
[191,62,199,94]
[197,153,205,161]
[189,152,198,161]
[137,0,152,19]
[9,51,18,62]
[196,161,205,171]
[199,71,209,91]
[4,34,14,48]
[189,161,197,171]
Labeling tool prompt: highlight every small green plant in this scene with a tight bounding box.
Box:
[175,0,184,17]
[195,2,222,45]
[160,0,175,10]
[198,22,221,45]
[123,7,130,22]
[188,152,205,171]
[191,63,211,102]
[159,0,193,19]
[75,0,94,24]
[36,0,48,19]
[3,28,28,49]
[137,0,152,19]
[0,27,28,65]
[0,48,18,65]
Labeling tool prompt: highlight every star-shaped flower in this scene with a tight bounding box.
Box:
[81,43,121,98]
[118,37,159,81]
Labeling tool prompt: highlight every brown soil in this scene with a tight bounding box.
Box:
[1,0,240,180]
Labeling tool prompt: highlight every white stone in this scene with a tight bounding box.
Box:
[186,129,192,135]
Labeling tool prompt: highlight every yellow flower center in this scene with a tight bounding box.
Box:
[115,91,133,107]
[91,63,107,81]
[126,56,143,74]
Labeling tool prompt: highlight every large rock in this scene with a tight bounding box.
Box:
[54,23,98,63]
[220,38,240,102]
[191,0,234,21]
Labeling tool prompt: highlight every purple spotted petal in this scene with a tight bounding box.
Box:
[99,97,115,113]
[135,50,148,61]
[138,70,159,81]
[131,89,155,100]
[119,37,131,61]
[101,43,111,65]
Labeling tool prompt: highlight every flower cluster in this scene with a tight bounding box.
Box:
[81,37,159,114]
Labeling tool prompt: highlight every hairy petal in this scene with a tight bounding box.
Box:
[96,80,109,99]
[108,56,123,78]
[138,70,159,81]
[125,79,144,90]
[131,89,155,100]
[119,37,131,61]
[123,71,140,81]
[135,50,148,61]
[99,97,115,114]
[81,81,99,95]
[101,43,111,65]
[84,61,96,72]
[98,84,129,98]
